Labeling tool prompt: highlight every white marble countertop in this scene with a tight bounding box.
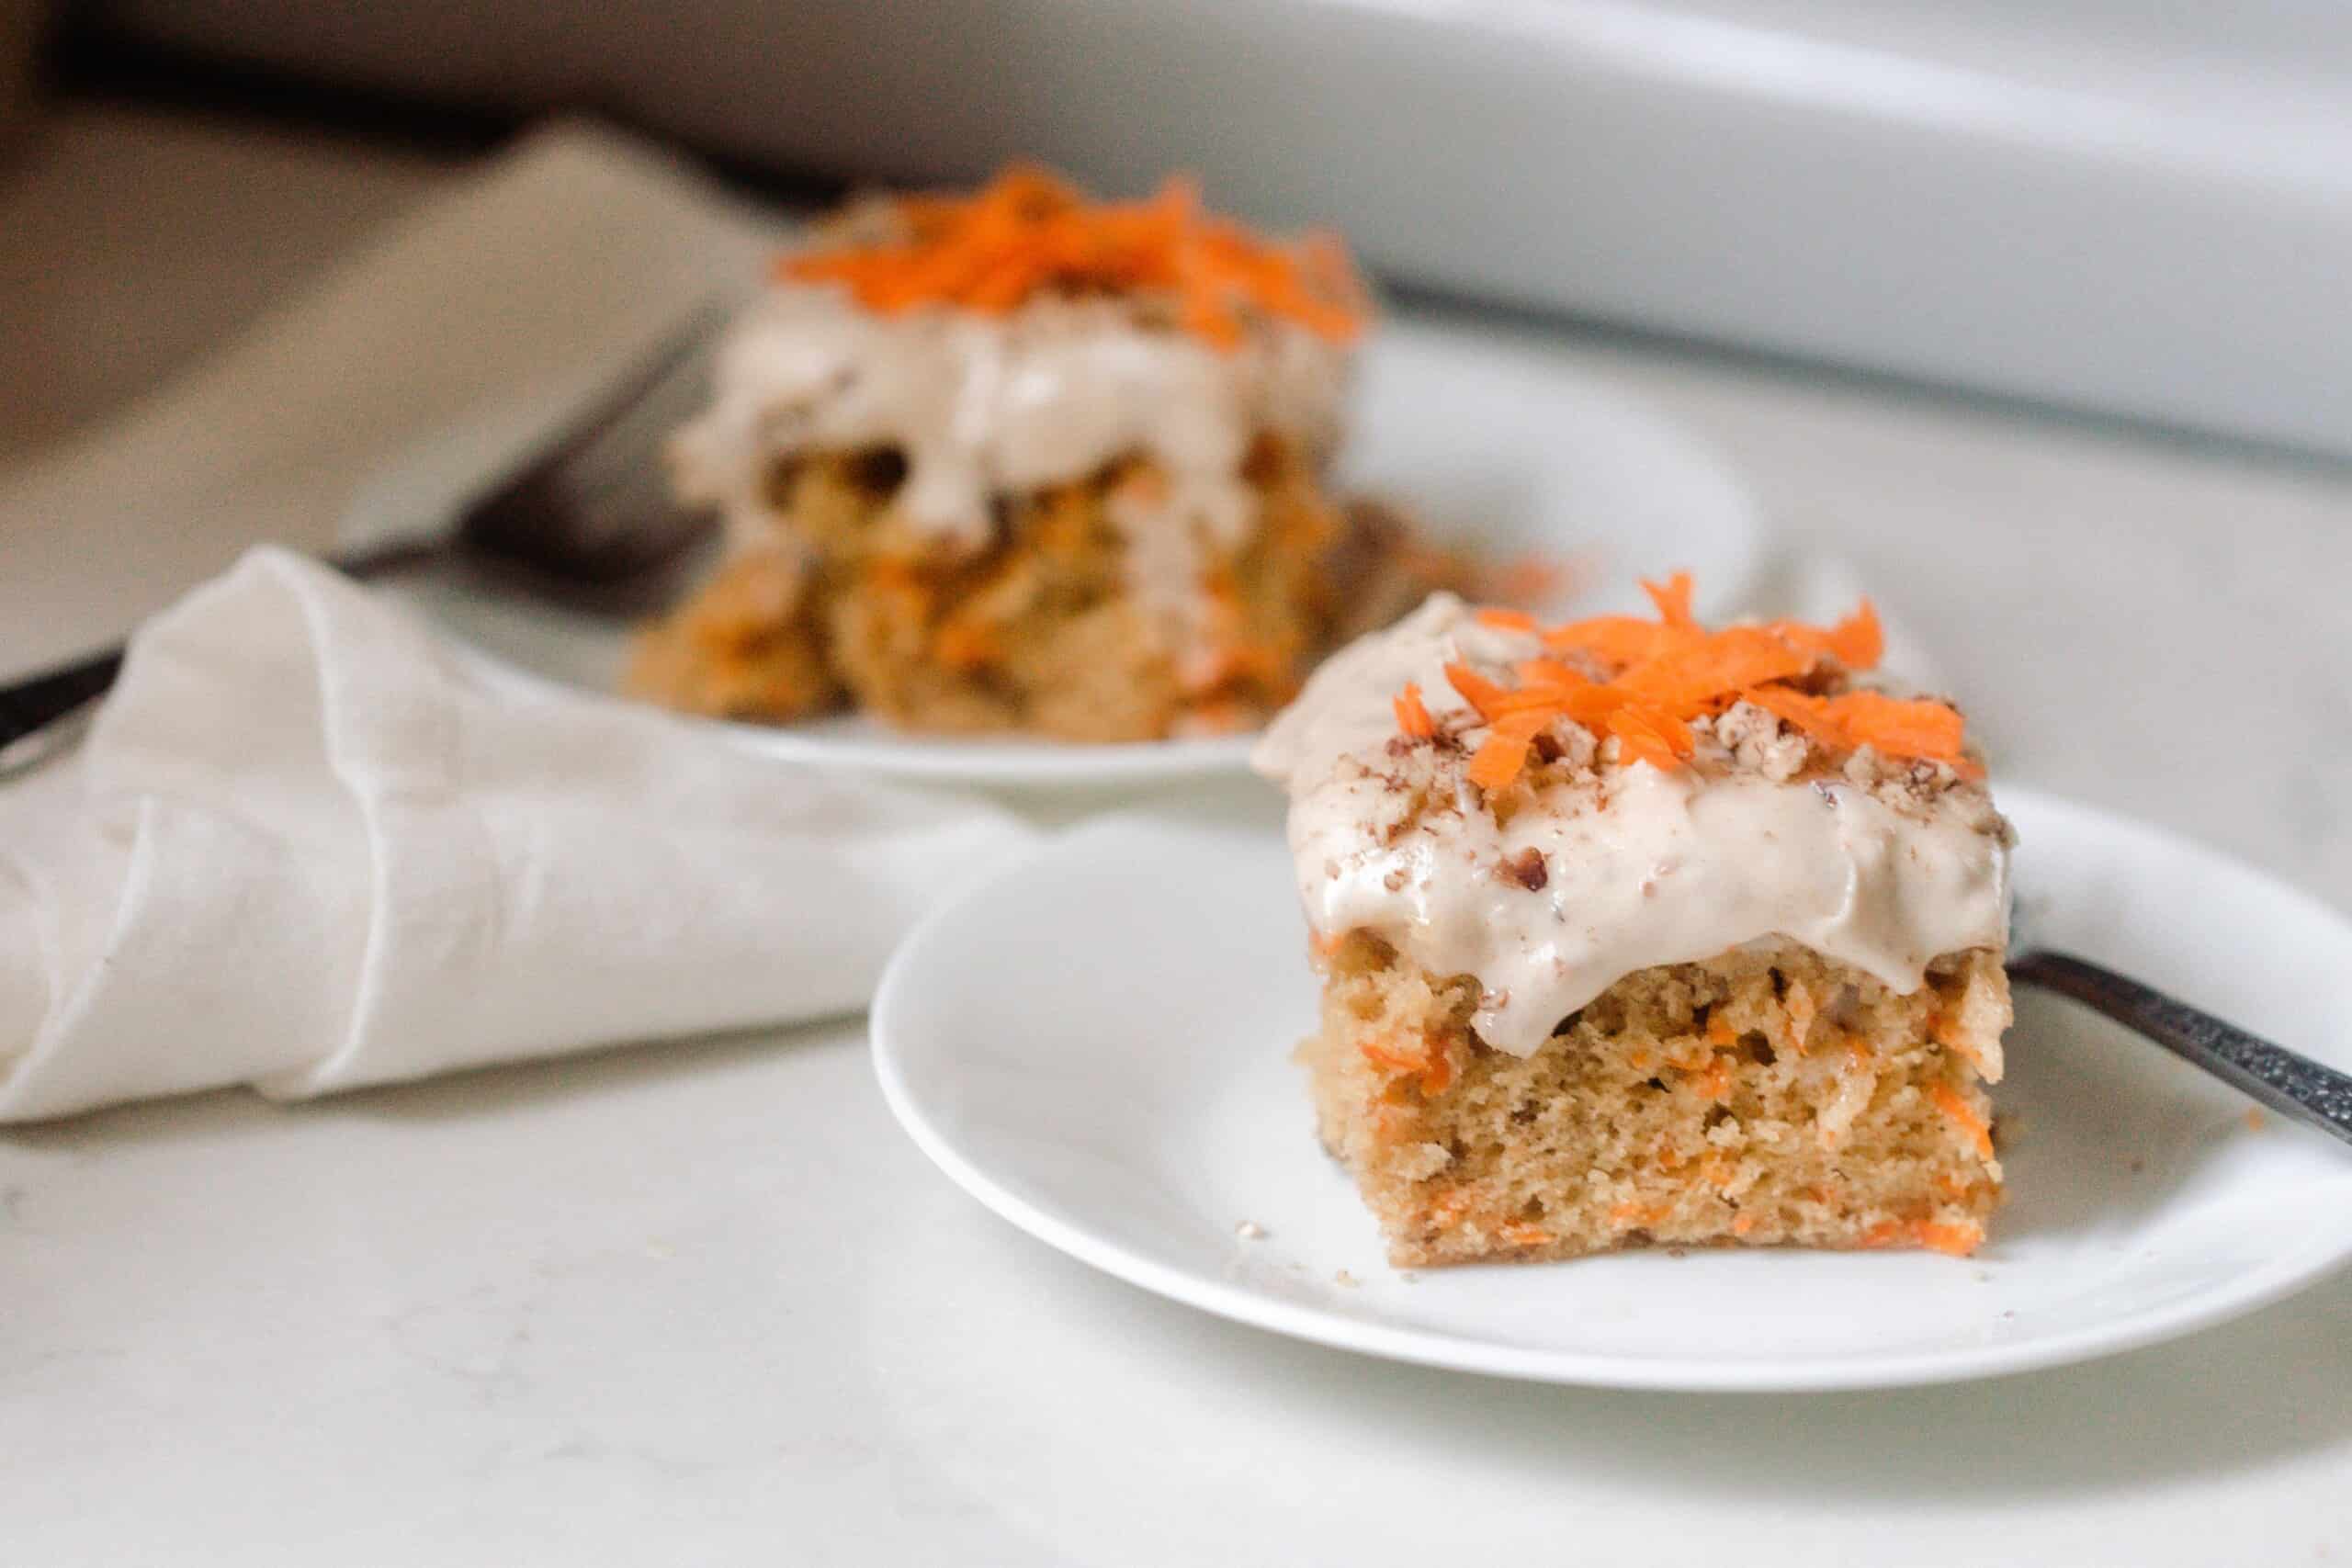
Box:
[2,107,2347,1564]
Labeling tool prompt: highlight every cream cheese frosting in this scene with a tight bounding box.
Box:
[669,284,1351,562]
[1253,595,2011,1055]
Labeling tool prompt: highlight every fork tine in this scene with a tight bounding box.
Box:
[559,358,718,486]
[458,301,732,582]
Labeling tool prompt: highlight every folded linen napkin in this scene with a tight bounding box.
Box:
[0,548,1037,1122]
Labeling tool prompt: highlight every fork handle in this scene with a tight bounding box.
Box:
[2009,949,2352,1150]
[0,538,448,773]
[0,647,124,764]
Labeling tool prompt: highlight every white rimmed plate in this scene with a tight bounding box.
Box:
[375,317,1763,785]
[870,788,2352,1391]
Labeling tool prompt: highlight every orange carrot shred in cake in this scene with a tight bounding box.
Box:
[1917,1220,1985,1257]
[779,164,1365,348]
[1931,1081,1996,1157]
[1407,574,1975,791]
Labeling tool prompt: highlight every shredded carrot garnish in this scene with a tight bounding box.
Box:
[1310,929,1346,958]
[1606,705,1691,774]
[1931,1081,1995,1157]
[1745,687,1981,780]
[1393,682,1436,739]
[1731,1213,1758,1237]
[1442,661,1513,722]
[1608,1201,1667,1229]
[781,164,1365,350]
[1465,709,1553,791]
[1767,600,1883,671]
[1860,1220,1904,1248]
[1706,1015,1737,1047]
[1503,1224,1554,1248]
[1406,572,1977,793]
[1475,607,1537,632]
[1826,599,1884,669]
[1640,570,1697,626]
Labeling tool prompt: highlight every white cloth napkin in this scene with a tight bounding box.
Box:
[0,548,1037,1122]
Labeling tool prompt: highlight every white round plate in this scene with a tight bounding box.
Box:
[373,318,1762,784]
[871,789,2352,1391]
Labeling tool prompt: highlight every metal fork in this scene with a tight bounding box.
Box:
[2008,947,2352,1151]
[0,306,728,777]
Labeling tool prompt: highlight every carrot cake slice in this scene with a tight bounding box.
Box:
[1252,579,2014,1265]
[628,165,1459,740]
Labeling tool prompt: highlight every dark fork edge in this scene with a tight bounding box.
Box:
[2010,948,2352,1151]
[0,651,126,775]
[0,308,727,777]
[457,300,729,582]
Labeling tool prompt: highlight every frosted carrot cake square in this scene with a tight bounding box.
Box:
[628,166,1460,740]
[1252,579,2014,1265]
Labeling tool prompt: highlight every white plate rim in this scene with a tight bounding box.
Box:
[870,786,2352,1392]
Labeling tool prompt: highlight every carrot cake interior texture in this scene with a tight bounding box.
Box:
[1253,578,2014,1266]
[628,165,1463,740]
